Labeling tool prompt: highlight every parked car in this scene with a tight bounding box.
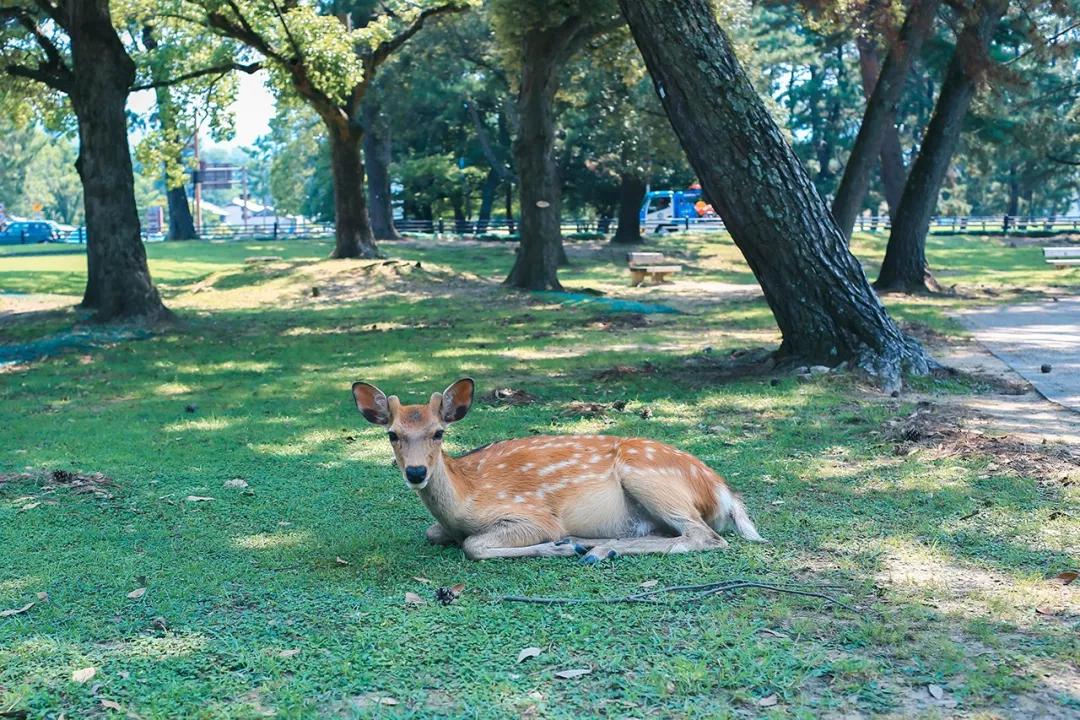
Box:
[0,220,62,244]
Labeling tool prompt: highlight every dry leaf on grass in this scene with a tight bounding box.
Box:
[278,649,301,658]
[517,647,542,663]
[927,684,945,699]
[223,478,249,489]
[405,592,426,606]
[0,602,34,617]
[100,700,123,711]
[1035,606,1057,616]
[184,495,214,502]
[71,667,96,683]
[757,694,778,707]
[1049,570,1077,585]
[378,697,399,706]
[334,556,350,566]
[639,580,659,588]
[19,502,40,512]
[553,668,591,680]
[413,576,431,584]
[127,587,147,600]
[36,591,49,602]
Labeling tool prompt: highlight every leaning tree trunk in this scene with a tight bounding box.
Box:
[70,1,168,322]
[327,122,379,259]
[833,0,940,238]
[166,184,197,240]
[362,97,401,241]
[610,173,646,244]
[504,41,564,290]
[876,0,1008,293]
[619,0,932,388]
[856,40,908,218]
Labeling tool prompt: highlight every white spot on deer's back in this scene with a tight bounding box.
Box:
[514,495,525,503]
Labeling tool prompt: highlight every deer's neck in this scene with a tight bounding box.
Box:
[416,451,473,532]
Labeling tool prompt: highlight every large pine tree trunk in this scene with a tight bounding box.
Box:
[610,173,645,244]
[855,39,908,218]
[504,41,564,290]
[362,97,401,241]
[166,184,197,240]
[833,0,940,237]
[69,0,168,322]
[876,0,1007,293]
[327,123,379,259]
[619,0,932,388]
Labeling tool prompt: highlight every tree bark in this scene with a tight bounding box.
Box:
[876,0,1007,293]
[855,39,908,219]
[619,0,932,388]
[166,184,197,240]
[327,122,379,259]
[833,0,941,237]
[610,173,646,244]
[362,96,401,241]
[504,32,566,290]
[69,0,168,322]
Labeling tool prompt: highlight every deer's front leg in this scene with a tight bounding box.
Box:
[425,522,457,546]
[461,519,577,560]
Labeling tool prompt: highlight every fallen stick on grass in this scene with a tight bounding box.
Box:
[498,579,858,612]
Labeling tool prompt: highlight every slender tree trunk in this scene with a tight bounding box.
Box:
[143,26,197,241]
[505,40,564,290]
[166,184,197,240]
[611,173,646,244]
[619,0,932,388]
[70,1,168,322]
[477,168,499,233]
[326,122,379,259]
[876,0,1007,293]
[855,39,908,218]
[1006,166,1019,216]
[834,0,941,237]
[362,97,401,241]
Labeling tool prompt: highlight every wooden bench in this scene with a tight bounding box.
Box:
[1044,247,1080,266]
[627,252,682,286]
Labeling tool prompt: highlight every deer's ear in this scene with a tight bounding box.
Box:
[440,378,474,423]
[352,382,390,425]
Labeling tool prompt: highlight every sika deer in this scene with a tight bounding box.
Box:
[351,378,764,563]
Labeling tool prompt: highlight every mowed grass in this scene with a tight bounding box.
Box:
[1,232,1078,718]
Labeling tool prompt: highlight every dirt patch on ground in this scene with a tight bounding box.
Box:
[1,469,116,503]
[883,402,1080,486]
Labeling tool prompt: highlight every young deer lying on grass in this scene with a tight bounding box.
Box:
[352,378,764,563]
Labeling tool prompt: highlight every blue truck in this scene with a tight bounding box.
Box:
[639,185,717,233]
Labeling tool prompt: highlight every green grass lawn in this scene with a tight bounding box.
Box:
[1,233,1077,718]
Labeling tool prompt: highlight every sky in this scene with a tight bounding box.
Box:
[127,70,277,151]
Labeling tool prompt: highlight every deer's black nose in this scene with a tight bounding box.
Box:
[405,466,428,484]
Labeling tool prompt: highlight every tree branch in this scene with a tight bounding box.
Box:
[1047,153,1080,166]
[5,61,70,92]
[131,61,262,91]
[368,2,469,68]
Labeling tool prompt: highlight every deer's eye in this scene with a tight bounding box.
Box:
[387,431,399,442]
[433,430,444,440]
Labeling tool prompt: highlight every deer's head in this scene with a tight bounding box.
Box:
[351,378,474,490]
